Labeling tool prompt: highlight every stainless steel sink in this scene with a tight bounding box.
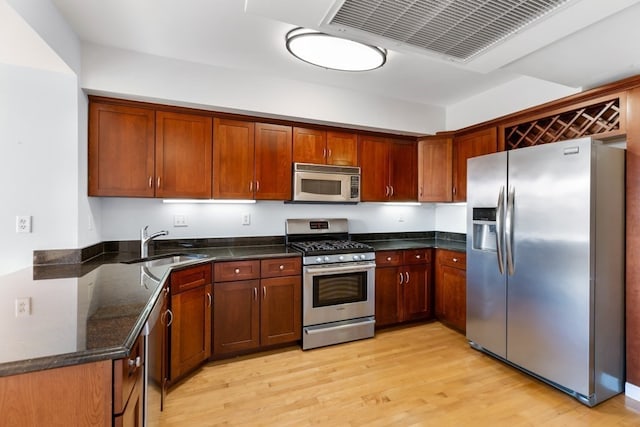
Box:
[123,253,208,267]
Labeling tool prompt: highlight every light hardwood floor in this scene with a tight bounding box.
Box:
[159,322,640,426]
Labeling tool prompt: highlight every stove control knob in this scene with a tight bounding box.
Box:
[315,257,323,263]
[339,255,345,261]
[324,256,330,262]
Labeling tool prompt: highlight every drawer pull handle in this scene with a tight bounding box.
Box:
[235,268,240,274]
[399,272,404,285]
[279,265,284,270]
[453,258,458,262]
[166,309,173,327]
[415,255,421,259]
[253,287,258,300]
[128,356,141,369]
[207,292,212,307]
[386,257,392,261]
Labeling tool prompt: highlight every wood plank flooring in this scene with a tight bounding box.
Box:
[159,322,640,426]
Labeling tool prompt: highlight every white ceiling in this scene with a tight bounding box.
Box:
[50,0,640,108]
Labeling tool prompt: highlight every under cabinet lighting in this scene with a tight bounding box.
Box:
[379,202,423,206]
[285,27,386,72]
[162,199,256,204]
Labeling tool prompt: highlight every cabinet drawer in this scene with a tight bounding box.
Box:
[113,334,144,415]
[215,260,260,282]
[260,257,301,278]
[403,248,431,264]
[171,263,212,294]
[436,249,466,269]
[375,251,403,267]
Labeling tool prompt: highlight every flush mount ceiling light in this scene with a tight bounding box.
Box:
[285,27,386,72]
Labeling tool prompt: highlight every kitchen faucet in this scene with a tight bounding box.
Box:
[140,225,169,258]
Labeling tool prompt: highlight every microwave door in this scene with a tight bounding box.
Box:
[295,172,348,202]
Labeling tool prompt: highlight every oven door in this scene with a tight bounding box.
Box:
[303,262,375,326]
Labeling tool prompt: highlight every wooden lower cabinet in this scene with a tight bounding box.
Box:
[169,264,212,381]
[375,249,432,328]
[213,258,301,357]
[435,249,467,332]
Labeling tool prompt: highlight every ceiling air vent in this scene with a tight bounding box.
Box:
[329,0,572,61]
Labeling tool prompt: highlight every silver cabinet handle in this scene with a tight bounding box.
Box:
[385,185,390,197]
[207,292,212,307]
[452,257,458,262]
[327,148,332,158]
[386,256,392,261]
[253,287,257,300]
[249,181,253,192]
[495,186,505,275]
[148,176,153,188]
[263,286,266,299]
[505,186,515,276]
[322,148,327,158]
[399,272,404,284]
[279,264,284,270]
[157,176,161,189]
[128,356,142,369]
[405,272,410,284]
[165,309,173,327]
[415,254,421,259]
[256,181,260,192]
[389,186,394,197]
[235,268,240,274]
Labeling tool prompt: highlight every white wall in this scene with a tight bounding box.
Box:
[0,64,79,275]
[100,199,436,241]
[445,76,580,131]
[434,204,467,234]
[81,43,445,136]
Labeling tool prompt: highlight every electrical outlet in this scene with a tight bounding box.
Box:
[16,216,32,233]
[15,297,31,317]
[242,213,251,225]
[174,215,188,227]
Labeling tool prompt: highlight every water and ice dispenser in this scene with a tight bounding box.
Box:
[472,207,497,252]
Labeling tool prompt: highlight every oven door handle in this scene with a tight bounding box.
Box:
[304,263,376,275]
[304,317,376,335]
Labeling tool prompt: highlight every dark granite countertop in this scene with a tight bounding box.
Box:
[1,244,297,377]
[364,238,466,252]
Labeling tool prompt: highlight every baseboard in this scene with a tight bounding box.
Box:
[626,382,640,401]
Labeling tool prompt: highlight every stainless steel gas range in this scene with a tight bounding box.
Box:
[286,218,376,350]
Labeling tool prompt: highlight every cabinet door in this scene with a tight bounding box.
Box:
[293,127,326,164]
[170,283,212,380]
[213,280,260,355]
[326,131,358,166]
[254,123,292,200]
[453,127,497,202]
[113,375,143,427]
[88,102,155,197]
[375,267,400,327]
[213,118,255,199]
[418,137,453,202]
[261,276,301,346]
[359,135,390,201]
[402,263,432,322]
[438,264,467,332]
[389,141,417,201]
[155,111,212,198]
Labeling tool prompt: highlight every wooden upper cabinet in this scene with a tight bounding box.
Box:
[326,131,358,166]
[453,127,497,202]
[88,102,155,197]
[389,141,417,201]
[359,135,390,201]
[254,123,292,200]
[213,118,255,199]
[359,136,416,201]
[293,127,326,164]
[155,111,212,198]
[418,136,453,202]
[293,128,357,166]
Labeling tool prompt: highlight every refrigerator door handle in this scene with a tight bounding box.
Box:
[505,186,515,275]
[496,186,505,274]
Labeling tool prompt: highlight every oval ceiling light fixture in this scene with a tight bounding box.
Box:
[285,27,386,72]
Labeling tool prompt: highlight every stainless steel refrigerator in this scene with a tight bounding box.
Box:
[466,137,625,406]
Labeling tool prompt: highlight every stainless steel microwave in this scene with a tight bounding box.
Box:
[292,163,360,203]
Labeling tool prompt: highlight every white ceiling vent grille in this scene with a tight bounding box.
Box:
[329,0,571,61]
